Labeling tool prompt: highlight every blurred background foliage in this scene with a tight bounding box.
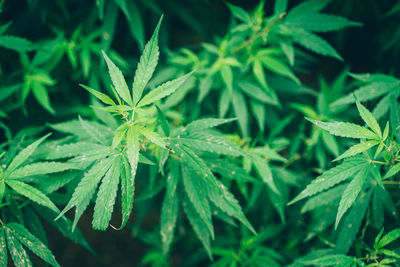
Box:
[1,0,400,266]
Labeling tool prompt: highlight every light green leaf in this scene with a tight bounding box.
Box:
[384,162,400,179]
[93,156,121,230]
[286,14,361,32]
[185,118,236,132]
[80,84,117,107]
[136,72,192,107]
[260,56,300,84]
[335,165,369,228]
[226,3,249,22]
[55,157,114,230]
[355,99,382,138]
[136,126,167,149]
[334,140,379,162]
[8,162,79,179]
[289,157,367,204]
[6,180,58,212]
[132,16,162,105]
[253,155,279,194]
[307,118,377,139]
[102,51,132,105]
[232,90,248,137]
[377,228,400,249]
[300,254,356,266]
[7,223,60,267]
[32,82,55,114]
[5,134,51,176]
[5,228,32,267]
[161,162,179,255]
[0,35,34,52]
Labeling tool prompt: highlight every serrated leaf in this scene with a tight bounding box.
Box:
[301,184,345,213]
[232,90,249,137]
[238,80,279,105]
[6,180,58,212]
[182,166,213,238]
[185,118,236,132]
[252,155,279,194]
[260,56,300,84]
[0,35,35,52]
[377,228,400,249]
[7,223,60,267]
[355,99,382,138]
[5,228,32,267]
[289,157,367,204]
[335,165,369,228]
[132,16,162,105]
[8,162,79,179]
[286,14,360,32]
[333,140,379,162]
[92,155,121,230]
[5,134,51,176]
[174,132,244,157]
[78,116,109,145]
[300,254,355,266]
[136,126,167,149]
[119,129,139,229]
[43,142,107,160]
[80,84,117,107]
[161,162,179,254]
[32,82,55,114]
[102,51,132,106]
[292,29,342,60]
[206,159,258,183]
[384,162,400,179]
[226,3,249,22]
[55,157,114,230]
[136,72,192,107]
[182,199,212,259]
[0,228,6,267]
[307,118,377,139]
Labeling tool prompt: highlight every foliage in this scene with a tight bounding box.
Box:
[1,0,400,266]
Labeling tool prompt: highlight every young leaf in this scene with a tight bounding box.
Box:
[136,72,192,107]
[80,84,117,107]
[132,16,163,105]
[376,228,400,249]
[7,223,60,267]
[102,51,132,106]
[355,99,382,138]
[306,118,377,139]
[384,162,400,179]
[335,165,369,228]
[6,180,59,212]
[333,140,379,162]
[136,126,167,149]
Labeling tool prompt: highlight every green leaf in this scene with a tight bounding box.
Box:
[260,56,300,84]
[6,180,58,212]
[355,99,382,138]
[333,140,379,162]
[80,84,117,107]
[384,162,400,179]
[93,156,121,230]
[252,155,279,194]
[0,229,6,267]
[286,14,361,32]
[7,223,60,267]
[226,3,249,22]
[131,16,162,105]
[5,228,32,267]
[78,116,109,145]
[274,0,287,13]
[136,72,192,107]
[291,29,342,60]
[307,118,377,139]
[0,35,34,52]
[136,126,167,149]
[300,254,356,266]
[8,162,79,179]
[174,132,245,157]
[232,90,248,137]
[182,199,212,259]
[161,162,179,254]
[335,165,369,228]
[56,157,114,230]
[185,118,236,132]
[102,51,132,106]
[119,129,139,228]
[289,157,368,204]
[183,166,213,233]
[32,82,55,114]
[238,80,280,105]
[377,228,400,249]
[5,134,51,176]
